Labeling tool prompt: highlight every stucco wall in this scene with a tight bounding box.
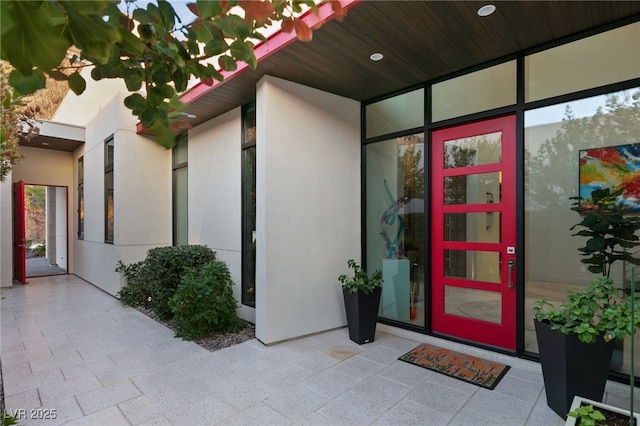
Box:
[255,76,361,344]
[188,108,249,320]
[73,94,171,296]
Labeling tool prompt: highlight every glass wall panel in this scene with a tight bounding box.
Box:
[366,89,424,138]
[242,104,257,307]
[432,61,516,122]
[173,168,188,245]
[105,171,114,243]
[444,172,501,205]
[524,87,640,376]
[444,286,502,324]
[172,136,188,246]
[78,156,84,240]
[525,22,640,102]
[242,147,256,307]
[365,133,425,326]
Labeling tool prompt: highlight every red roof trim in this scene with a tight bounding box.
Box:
[137,0,361,134]
[180,0,362,105]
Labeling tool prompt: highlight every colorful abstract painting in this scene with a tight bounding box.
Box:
[579,143,640,211]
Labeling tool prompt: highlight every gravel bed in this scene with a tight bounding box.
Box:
[134,306,256,351]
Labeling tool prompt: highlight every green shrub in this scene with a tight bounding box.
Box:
[168,259,244,340]
[116,260,152,308]
[34,243,45,257]
[116,245,217,320]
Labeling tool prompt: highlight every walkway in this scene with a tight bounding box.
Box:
[0,274,630,425]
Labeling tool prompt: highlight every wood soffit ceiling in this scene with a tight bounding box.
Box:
[184,1,640,128]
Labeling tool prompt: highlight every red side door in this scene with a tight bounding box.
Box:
[431,116,517,350]
[13,180,27,284]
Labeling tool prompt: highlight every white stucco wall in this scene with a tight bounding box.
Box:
[52,67,128,127]
[0,176,14,287]
[73,94,171,296]
[188,108,250,321]
[255,75,361,344]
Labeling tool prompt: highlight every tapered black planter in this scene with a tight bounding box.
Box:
[343,287,382,344]
[534,319,615,418]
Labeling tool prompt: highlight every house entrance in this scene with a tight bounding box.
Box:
[430,115,517,350]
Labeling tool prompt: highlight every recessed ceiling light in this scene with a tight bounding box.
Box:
[41,142,49,146]
[370,52,384,62]
[181,112,197,119]
[477,4,496,17]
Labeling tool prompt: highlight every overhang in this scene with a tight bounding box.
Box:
[177,0,640,129]
[19,120,85,153]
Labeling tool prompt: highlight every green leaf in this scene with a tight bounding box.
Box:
[133,8,153,25]
[196,0,223,19]
[1,1,72,75]
[124,93,146,113]
[117,30,145,57]
[61,2,122,65]
[230,40,252,62]
[8,69,45,95]
[68,71,87,95]
[204,39,228,57]
[218,55,237,72]
[157,0,177,31]
[123,71,143,91]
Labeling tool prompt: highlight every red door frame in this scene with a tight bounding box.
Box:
[431,115,517,350]
[13,180,27,284]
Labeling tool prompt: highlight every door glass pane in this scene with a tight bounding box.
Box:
[444,132,502,168]
[444,286,502,324]
[444,172,501,205]
[444,212,501,243]
[444,250,500,283]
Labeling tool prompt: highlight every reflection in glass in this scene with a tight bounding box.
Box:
[365,133,426,327]
[524,88,640,377]
[445,213,501,243]
[444,132,502,168]
[444,172,501,205]
[445,250,501,283]
[445,286,502,324]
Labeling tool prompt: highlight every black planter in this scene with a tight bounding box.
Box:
[343,286,382,344]
[534,319,615,418]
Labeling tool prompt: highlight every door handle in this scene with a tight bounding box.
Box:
[507,259,515,289]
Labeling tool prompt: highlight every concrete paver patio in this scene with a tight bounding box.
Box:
[1,274,636,425]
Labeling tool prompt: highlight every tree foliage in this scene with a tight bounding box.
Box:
[0,0,345,148]
[0,62,39,182]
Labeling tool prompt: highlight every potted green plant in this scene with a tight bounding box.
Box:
[339,259,383,344]
[533,187,640,418]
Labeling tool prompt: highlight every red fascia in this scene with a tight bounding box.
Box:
[181,0,362,104]
[137,0,361,134]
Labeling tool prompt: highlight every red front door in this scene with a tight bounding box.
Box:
[13,180,27,284]
[431,116,516,350]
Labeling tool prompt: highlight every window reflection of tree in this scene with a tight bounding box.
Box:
[525,90,640,213]
[397,134,425,299]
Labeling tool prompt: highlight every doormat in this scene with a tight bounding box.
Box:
[398,343,510,390]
